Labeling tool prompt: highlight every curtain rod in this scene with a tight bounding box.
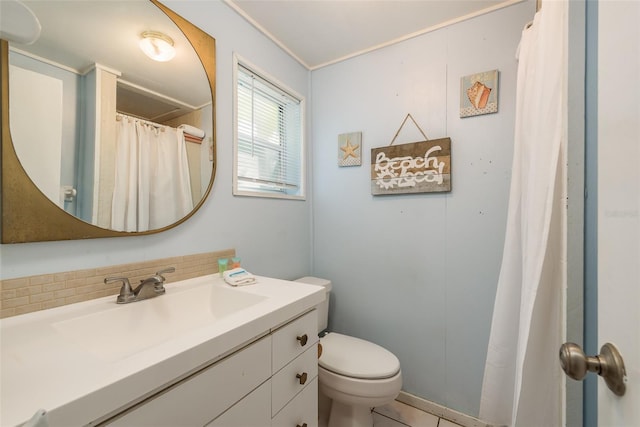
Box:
[116,112,167,131]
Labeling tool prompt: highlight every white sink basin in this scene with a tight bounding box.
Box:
[53,284,267,361]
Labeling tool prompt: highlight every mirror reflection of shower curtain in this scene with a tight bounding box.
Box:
[111,119,193,232]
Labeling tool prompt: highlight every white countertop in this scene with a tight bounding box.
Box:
[0,274,325,427]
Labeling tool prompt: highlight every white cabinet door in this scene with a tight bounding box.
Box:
[272,310,318,373]
[597,1,639,425]
[207,380,271,427]
[272,377,318,427]
[108,336,271,426]
[271,345,318,416]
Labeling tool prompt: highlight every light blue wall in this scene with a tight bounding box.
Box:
[0,1,312,282]
[310,1,534,417]
[2,0,539,419]
[77,69,95,222]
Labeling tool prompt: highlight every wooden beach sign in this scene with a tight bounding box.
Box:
[371,137,451,195]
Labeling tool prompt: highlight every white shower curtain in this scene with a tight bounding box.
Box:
[111,118,193,232]
[479,1,567,426]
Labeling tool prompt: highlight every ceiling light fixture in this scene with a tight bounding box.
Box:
[139,31,175,62]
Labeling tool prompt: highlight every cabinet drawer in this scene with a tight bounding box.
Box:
[271,345,318,416]
[207,380,271,427]
[108,335,271,426]
[272,377,318,427]
[272,310,318,373]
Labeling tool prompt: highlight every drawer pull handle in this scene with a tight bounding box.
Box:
[297,334,308,346]
[296,372,308,385]
[296,424,308,427]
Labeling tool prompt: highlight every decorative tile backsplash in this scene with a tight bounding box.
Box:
[0,249,235,319]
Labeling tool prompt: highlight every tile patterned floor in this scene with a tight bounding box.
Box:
[319,397,464,427]
[372,400,464,427]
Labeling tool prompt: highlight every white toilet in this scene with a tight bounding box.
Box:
[295,277,402,427]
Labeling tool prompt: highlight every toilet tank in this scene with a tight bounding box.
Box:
[295,276,332,333]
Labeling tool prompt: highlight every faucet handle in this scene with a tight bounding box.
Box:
[155,267,176,278]
[104,276,135,304]
[152,267,175,292]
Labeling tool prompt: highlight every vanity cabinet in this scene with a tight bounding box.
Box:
[272,377,318,427]
[104,309,318,427]
[271,309,319,427]
[206,380,271,427]
[108,335,272,426]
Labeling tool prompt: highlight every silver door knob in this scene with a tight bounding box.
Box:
[559,342,627,396]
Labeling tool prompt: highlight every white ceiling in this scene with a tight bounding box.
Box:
[225,0,524,70]
[5,0,524,119]
[8,1,210,121]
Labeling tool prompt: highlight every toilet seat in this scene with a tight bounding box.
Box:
[320,332,400,379]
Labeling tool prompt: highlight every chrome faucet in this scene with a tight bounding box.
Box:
[105,276,135,304]
[105,267,176,304]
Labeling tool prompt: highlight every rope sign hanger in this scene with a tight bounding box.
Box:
[389,113,429,146]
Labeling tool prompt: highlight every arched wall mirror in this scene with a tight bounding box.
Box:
[1,0,216,243]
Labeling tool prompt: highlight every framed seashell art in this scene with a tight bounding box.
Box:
[460,69,499,118]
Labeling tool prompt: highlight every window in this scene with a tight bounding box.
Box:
[233,58,305,199]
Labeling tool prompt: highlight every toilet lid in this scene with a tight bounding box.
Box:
[319,332,400,379]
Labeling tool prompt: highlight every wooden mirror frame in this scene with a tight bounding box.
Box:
[1,0,216,243]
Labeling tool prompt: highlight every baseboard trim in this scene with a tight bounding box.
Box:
[396,391,500,427]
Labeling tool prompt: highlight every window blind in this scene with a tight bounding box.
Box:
[235,63,304,198]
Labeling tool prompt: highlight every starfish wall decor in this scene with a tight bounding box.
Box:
[338,132,362,167]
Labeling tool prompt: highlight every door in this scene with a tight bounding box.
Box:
[597,0,639,425]
[9,65,63,206]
